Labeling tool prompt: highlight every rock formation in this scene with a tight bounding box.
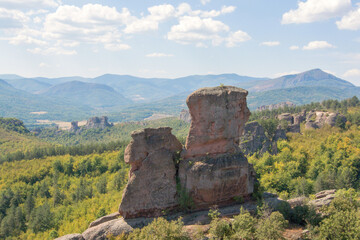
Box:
[182,86,250,159]
[179,86,255,209]
[179,109,191,123]
[256,101,296,111]
[69,121,80,133]
[84,116,112,130]
[239,121,272,155]
[118,127,182,219]
[305,111,346,130]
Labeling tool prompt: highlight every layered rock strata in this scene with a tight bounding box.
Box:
[118,127,182,218]
[179,86,255,209]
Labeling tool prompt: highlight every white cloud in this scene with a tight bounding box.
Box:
[0,0,59,10]
[0,8,28,28]
[201,0,210,5]
[343,68,360,77]
[303,41,335,50]
[168,16,229,43]
[289,45,299,50]
[260,41,280,46]
[27,47,77,55]
[42,4,133,49]
[336,3,360,30]
[282,0,351,24]
[226,30,251,47]
[104,43,131,51]
[146,52,174,57]
[124,4,175,34]
[175,3,236,18]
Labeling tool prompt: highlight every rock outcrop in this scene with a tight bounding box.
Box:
[84,116,113,129]
[55,234,84,240]
[69,121,80,133]
[256,101,296,112]
[239,121,272,155]
[305,111,346,130]
[88,212,121,228]
[182,86,250,159]
[179,109,191,123]
[179,86,255,209]
[308,189,336,209]
[119,127,182,219]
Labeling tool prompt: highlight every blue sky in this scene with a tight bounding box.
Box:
[0,0,360,84]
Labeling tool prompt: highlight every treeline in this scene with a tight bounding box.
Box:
[250,96,360,121]
[0,140,128,164]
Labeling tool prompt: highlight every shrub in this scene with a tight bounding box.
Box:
[255,211,288,240]
[126,217,190,240]
[232,207,257,240]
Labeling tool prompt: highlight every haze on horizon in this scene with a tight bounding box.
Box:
[0,0,360,85]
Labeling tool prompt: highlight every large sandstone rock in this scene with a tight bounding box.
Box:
[179,153,255,208]
[182,86,250,159]
[119,127,182,219]
[239,121,272,155]
[179,86,254,209]
[278,113,294,124]
[308,189,336,209]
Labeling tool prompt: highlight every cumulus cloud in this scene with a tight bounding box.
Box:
[146,52,174,57]
[226,30,251,47]
[0,0,59,10]
[27,47,77,55]
[303,41,335,50]
[289,45,299,50]
[175,3,236,18]
[0,8,28,28]
[282,0,351,24]
[343,68,360,77]
[336,3,360,30]
[201,0,210,5]
[260,41,280,46]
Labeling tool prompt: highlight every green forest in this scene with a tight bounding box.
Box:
[0,97,360,239]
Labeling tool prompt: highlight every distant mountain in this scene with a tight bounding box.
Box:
[247,86,360,110]
[250,69,354,92]
[0,79,91,123]
[0,74,24,80]
[4,78,52,93]
[38,81,132,108]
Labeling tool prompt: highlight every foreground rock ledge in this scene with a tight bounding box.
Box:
[118,127,182,219]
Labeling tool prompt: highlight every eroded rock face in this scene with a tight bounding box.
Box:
[119,127,182,219]
[182,86,250,159]
[239,121,272,155]
[179,153,255,208]
[179,109,191,123]
[305,111,346,129]
[84,116,112,129]
[179,86,254,209]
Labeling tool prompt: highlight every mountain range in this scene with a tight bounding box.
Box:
[0,69,359,125]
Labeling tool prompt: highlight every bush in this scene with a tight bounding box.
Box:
[126,217,190,240]
[255,211,288,240]
[232,207,257,240]
[209,218,233,239]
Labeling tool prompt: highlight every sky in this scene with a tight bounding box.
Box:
[0,0,360,85]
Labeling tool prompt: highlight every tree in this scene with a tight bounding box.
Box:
[255,211,288,240]
[96,176,107,194]
[29,202,54,233]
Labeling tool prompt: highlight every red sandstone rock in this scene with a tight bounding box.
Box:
[182,86,250,159]
[119,127,182,219]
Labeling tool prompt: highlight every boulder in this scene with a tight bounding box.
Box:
[88,212,121,228]
[179,109,191,123]
[287,123,300,133]
[308,189,336,209]
[239,121,272,155]
[119,127,182,219]
[69,121,80,133]
[293,111,306,125]
[82,218,139,240]
[182,86,250,159]
[273,128,287,142]
[55,234,84,240]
